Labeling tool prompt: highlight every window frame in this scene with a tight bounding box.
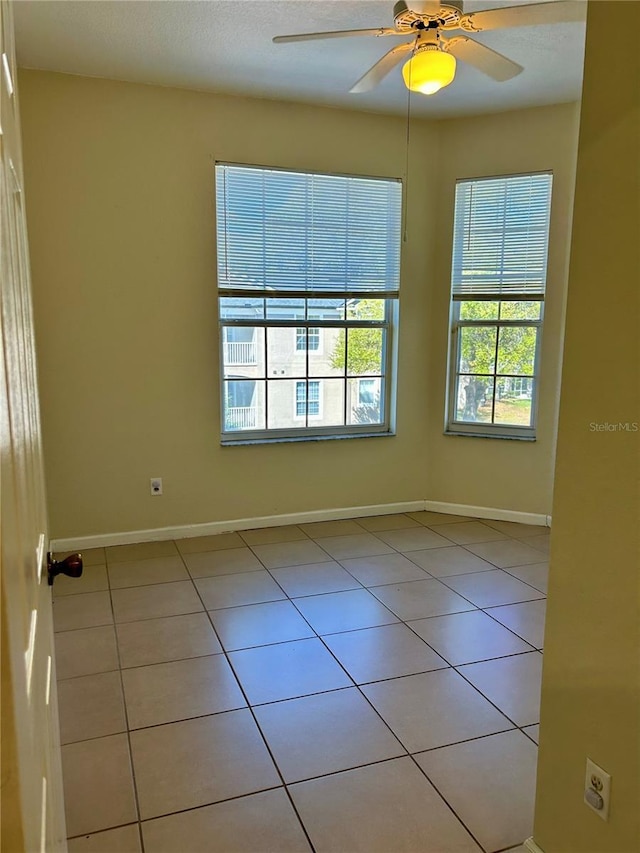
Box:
[445,171,552,440]
[446,300,544,440]
[215,162,401,444]
[219,306,395,442]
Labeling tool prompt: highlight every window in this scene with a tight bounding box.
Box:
[296,327,320,352]
[296,380,320,417]
[216,164,402,441]
[446,173,552,439]
[358,378,377,406]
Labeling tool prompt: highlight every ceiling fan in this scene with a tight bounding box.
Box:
[273,1,584,96]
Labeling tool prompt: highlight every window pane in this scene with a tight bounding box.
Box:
[295,380,307,417]
[348,378,383,425]
[496,327,537,375]
[223,380,265,431]
[347,328,384,376]
[312,378,345,427]
[307,380,321,415]
[267,327,305,378]
[458,327,497,375]
[455,376,495,423]
[499,301,542,320]
[459,301,499,321]
[222,327,264,378]
[307,328,320,351]
[307,299,345,320]
[219,297,265,320]
[266,298,305,320]
[347,299,385,320]
[495,378,534,426]
[267,379,303,429]
[309,328,344,377]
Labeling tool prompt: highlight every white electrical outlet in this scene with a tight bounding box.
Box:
[150,478,163,496]
[584,758,611,821]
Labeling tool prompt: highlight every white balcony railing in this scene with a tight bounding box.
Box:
[225,406,258,431]
[224,341,258,365]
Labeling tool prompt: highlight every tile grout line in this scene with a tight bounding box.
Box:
[107,574,146,852]
[480,604,545,650]
[65,820,140,843]
[124,784,291,835]
[239,523,313,547]
[398,615,537,669]
[449,657,539,733]
[426,571,547,606]
[182,548,319,853]
[407,749,491,853]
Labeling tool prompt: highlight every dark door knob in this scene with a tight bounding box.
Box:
[47,553,83,586]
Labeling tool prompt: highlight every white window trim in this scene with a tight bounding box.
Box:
[445,171,552,440]
[446,303,544,440]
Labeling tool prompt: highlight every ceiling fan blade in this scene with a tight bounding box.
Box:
[273,27,401,44]
[445,36,523,81]
[460,1,585,33]
[350,41,415,93]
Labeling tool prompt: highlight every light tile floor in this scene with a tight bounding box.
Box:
[54,512,549,853]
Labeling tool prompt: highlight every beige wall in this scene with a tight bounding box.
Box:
[19,71,437,539]
[19,70,577,540]
[427,102,580,515]
[533,2,640,851]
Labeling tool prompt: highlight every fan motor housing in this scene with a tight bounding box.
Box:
[393,1,464,32]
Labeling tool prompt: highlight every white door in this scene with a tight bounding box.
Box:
[1,0,67,848]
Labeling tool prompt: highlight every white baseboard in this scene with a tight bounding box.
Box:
[524,837,545,853]
[50,500,426,551]
[50,499,550,551]
[424,500,550,528]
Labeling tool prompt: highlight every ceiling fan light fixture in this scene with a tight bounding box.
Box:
[402,46,456,95]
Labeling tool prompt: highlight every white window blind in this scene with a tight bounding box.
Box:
[451,173,553,300]
[215,164,402,298]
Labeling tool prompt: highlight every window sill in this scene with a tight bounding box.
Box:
[444,430,536,442]
[221,430,395,447]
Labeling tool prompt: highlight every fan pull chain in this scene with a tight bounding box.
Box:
[402,41,415,243]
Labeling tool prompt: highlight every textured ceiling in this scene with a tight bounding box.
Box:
[13,0,587,117]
